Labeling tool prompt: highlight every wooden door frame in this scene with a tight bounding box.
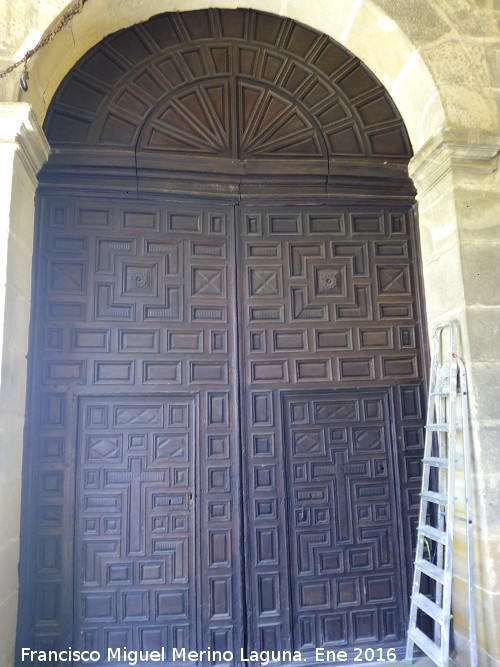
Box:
[17,175,428,665]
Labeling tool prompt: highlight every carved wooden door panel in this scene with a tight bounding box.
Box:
[282,391,402,650]
[238,206,424,655]
[22,197,425,664]
[25,198,243,661]
[74,394,199,653]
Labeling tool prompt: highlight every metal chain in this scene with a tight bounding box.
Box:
[0,0,89,79]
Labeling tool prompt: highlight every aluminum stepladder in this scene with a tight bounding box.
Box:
[405,321,477,667]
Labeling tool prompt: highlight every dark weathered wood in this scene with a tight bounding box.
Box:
[236,204,426,653]
[18,197,427,664]
[19,199,244,662]
[38,153,416,204]
[43,9,412,168]
[17,10,427,667]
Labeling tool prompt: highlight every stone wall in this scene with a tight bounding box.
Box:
[410,128,500,665]
[0,104,49,667]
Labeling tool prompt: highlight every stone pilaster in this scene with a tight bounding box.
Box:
[0,102,49,667]
[410,129,500,667]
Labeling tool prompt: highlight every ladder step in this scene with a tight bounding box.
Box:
[420,490,448,505]
[422,457,449,468]
[426,424,449,432]
[407,627,441,665]
[411,592,444,624]
[415,559,445,584]
[418,525,447,544]
[426,423,463,431]
[406,323,476,667]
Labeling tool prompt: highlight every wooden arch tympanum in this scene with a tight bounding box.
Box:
[42,8,413,199]
[19,9,426,667]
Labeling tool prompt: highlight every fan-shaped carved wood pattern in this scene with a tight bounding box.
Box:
[44,9,412,162]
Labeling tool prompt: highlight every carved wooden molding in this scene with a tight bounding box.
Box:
[44,9,412,171]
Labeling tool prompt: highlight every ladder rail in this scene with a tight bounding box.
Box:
[405,322,476,667]
[405,328,443,655]
[405,324,448,663]
[457,357,478,667]
[439,352,458,666]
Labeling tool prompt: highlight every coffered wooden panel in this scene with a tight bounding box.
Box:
[44,9,411,163]
[18,10,427,666]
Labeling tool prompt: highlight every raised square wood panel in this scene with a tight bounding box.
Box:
[237,206,425,656]
[283,391,403,650]
[22,199,243,663]
[75,394,197,655]
[18,197,426,665]
[239,207,420,388]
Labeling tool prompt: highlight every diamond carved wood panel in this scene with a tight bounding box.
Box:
[44,9,412,162]
[21,197,243,660]
[76,394,197,654]
[238,204,425,655]
[20,196,426,663]
[239,206,421,387]
[283,391,404,650]
[23,19,421,653]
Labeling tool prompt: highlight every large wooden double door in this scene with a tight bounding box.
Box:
[22,195,426,664]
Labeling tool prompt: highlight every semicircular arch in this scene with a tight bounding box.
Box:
[20,0,448,154]
[43,9,412,167]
